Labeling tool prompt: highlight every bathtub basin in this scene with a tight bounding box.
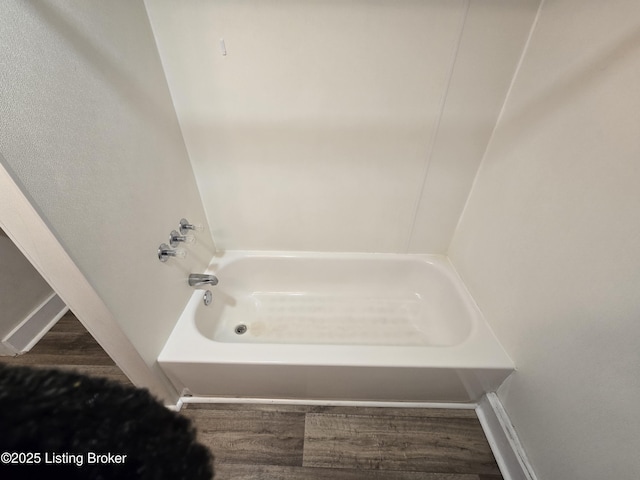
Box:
[159,252,514,402]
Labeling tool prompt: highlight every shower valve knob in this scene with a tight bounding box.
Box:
[179,218,203,235]
[157,243,186,262]
[169,230,195,247]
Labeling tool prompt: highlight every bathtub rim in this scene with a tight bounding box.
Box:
[158,251,514,371]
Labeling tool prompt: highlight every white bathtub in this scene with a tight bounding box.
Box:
[159,252,513,403]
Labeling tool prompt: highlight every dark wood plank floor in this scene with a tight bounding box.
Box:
[0,311,502,480]
[0,310,132,385]
[183,403,502,480]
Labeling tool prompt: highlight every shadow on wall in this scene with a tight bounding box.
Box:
[0,227,61,356]
[498,25,640,154]
[25,1,174,131]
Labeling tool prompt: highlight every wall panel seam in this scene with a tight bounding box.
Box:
[446,0,546,255]
[404,0,470,253]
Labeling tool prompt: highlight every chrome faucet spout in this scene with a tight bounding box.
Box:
[188,273,218,287]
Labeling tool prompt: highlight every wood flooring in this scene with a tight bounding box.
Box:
[0,310,132,386]
[0,311,503,480]
[183,403,502,480]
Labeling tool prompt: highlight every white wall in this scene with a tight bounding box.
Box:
[449,0,640,478]
[0,1,215,398]
[145,0,539,253]
[0,229,54,343]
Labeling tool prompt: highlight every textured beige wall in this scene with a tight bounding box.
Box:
[450,0,640,478]
[0,1,215,391]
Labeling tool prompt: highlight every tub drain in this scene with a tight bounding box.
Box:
[235,324,247,335]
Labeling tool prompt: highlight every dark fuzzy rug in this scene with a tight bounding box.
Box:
[0,364,213,479]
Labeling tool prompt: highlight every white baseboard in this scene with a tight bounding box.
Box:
[2,293,68,355]
[173,395,478,411]
[476,392,537,480]
[164,398,184,412]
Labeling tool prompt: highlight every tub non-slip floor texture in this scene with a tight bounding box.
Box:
[0,311,503,480]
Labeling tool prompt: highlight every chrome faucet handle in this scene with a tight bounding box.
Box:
[169,230,195,247]
[179,218,203,235]
[158,243,186,262]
